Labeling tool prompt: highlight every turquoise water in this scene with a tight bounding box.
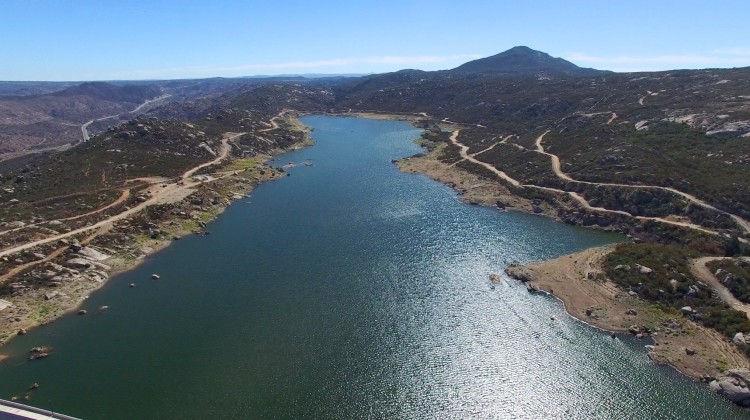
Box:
[0,115,746,418]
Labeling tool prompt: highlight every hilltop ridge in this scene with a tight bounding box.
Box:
[451,46,604,76]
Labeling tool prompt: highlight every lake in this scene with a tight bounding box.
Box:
[0,115,745,419]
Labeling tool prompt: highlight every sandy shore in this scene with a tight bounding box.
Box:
[506,246,749,380]
[333,111,424,122]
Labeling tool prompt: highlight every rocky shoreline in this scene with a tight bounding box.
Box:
[503,249,750,407]
[393,119,750,408]
[0,121,313,353]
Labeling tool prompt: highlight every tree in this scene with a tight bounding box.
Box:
[725,234,741,257]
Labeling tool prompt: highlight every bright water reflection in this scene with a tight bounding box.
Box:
[0,116,745,419]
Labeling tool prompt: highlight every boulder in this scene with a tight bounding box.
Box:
[76,247,110,261]
[733,332,746,345]
[685,347,697,356]
[87,270,109,280]
[680,306,694,315]
[625,308,638,315]
[85,271,108,283]
[151,274,160,280]
[504,266,534,283]
[635,264,654,276]
[710,369,750,406]
[65,258,92,269]
[663,318,682,330]
[0,299,12,311]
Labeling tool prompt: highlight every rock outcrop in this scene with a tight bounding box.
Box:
[76,247,111,261]
[710,369,750,406]
[505,265,535,282]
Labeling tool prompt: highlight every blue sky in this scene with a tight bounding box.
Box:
[3,0,750,81]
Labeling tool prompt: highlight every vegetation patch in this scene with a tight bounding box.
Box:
[707,259,750,303]
[605,243,750,340]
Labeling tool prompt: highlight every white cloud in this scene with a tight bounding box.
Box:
[363,54,481,65]
[713,47,750,56]
[564,50,750,72]
[107,54,481,80]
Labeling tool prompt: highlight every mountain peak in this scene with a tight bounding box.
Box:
[451,46,603,76]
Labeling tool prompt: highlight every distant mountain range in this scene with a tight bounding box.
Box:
[3,45,746,162]
[0,82,162,157]
[49,81,161,103]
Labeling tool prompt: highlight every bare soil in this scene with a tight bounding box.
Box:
[508,246,749,379]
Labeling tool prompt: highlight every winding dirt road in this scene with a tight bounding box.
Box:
[449,129,725,235]
[1,110,291,258]
[259,110,288,133]
[0,190,131,238]
[0,132,242,258]
[691,257,750,317]
[81,94,171,141]
[533,132,750,235]
[449,130,520,186]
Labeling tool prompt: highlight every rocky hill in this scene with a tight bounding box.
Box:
[49,82,160,103]
[0,82,162,158]
[329,60,750,228]
[451,46,604,76]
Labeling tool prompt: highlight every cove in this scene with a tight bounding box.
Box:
[0,115,745,419]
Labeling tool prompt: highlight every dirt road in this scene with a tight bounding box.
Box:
[449,129,722,235]
[533,131,750,235]
[691,257,750,317]
[0,133,242,258]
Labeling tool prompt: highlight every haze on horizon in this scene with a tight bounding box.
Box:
[3,0,750,81]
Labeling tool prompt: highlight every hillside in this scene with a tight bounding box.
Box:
[451,46,604,76]
[1,49,749,370]
[0,82,162,158]
[330,61,750,231]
